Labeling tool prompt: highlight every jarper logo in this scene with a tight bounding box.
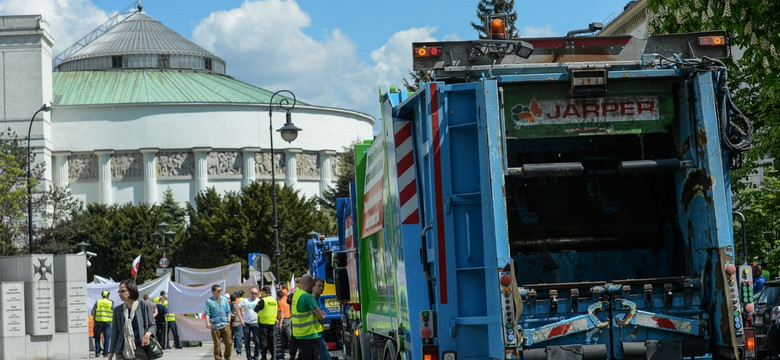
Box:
[511,97,660,127]
[34,258,52,281]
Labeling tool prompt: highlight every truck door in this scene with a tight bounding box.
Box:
[424,78,517,359]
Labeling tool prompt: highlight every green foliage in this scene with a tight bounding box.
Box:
[648,0,780,173]
[471,0,519,39]
[34,185,84,254]
[733,171,780,275]
[179,182,333,280]
[0,128,43,255]
[402,70,432,93]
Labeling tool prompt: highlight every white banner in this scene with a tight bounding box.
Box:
[167,280,225,314]
[86,283,121,315]
[139,274,171,301]
[175,263,242,287]
[175,314,212,341]
[91,275,115,284]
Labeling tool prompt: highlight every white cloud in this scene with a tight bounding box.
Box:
[523,24,557,37]
[0,0,109,56]
[192,0,444,119]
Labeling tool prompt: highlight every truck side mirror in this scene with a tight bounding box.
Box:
[333,251,349,268]
[324,250,335,283]
[335,268,351,302]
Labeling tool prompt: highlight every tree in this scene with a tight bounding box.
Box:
[34,185,83,254]
[0,128,44,255]
[179,182,333,280]
[733,171,780,275]
[402,70,432,93]
[470,0,519,39]
[648,0,780,176]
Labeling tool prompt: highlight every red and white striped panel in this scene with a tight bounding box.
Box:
[394,121,419,224]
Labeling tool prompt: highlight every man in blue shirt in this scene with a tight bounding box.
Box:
[754,265,768,293]
[205,284,232,360]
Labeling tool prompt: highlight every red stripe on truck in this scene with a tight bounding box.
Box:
[430,83,448,304]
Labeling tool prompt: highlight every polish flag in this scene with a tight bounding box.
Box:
[290,274,296,291]
[130,255,142,277]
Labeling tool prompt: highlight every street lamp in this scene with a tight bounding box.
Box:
[268,90,302,283]
[152,222,175,258]
[28,102,52,254]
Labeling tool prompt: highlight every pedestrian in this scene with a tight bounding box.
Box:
[254,286,280,360]
[311,278,331,360]
[230,293,244,357]
[154,297,167,348]
[278,289,292,357]
[241,286,261,360]
[142,294,158,319]
[107,279,156,360]
[292,275,326,360]
[159,291,181,349]
[92,290,113,358]
[205,284,233,360]
[754,264,768,293]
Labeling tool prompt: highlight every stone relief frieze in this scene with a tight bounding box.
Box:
[255,152,285,176]
[207,151,242,176]
[111,152,143,179]
[331,153,343,178]
[68,154,98,181]
[297,152,320,178]
[158,151,194,177]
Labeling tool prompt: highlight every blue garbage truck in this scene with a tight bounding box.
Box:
[333,29,755,360]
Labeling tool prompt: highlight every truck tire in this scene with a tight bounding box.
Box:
[383,339,397,360]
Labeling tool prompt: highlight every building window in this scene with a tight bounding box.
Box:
[112,56,123,68]
[205,58,212,71]
[159,54,170,68]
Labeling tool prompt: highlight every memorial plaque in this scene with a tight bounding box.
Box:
[20,255,55,336]
[54,281,88,333]
[0,282,25,336]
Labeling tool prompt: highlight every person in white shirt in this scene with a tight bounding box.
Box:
[240,286,261,360]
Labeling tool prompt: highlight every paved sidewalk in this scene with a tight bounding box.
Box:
[77,342,216,360]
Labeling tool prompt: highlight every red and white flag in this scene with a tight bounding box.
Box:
[130,255,142,277]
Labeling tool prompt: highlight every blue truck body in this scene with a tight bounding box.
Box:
[307,233,345,359]
[334,31,755,360]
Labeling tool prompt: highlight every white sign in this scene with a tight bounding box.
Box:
[159,257,170,268]
[156,268,173,276]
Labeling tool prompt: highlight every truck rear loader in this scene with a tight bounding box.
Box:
[334,29,755,360]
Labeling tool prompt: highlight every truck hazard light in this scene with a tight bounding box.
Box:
[414,46,442,58]
[698,35,726,46]
[422,345,439,360]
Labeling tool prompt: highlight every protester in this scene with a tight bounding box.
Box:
[107,279,156,360]
[254,286,280,360]
[292,275,326,360]
[311,278,330,360]
[205,284,232,360]
[142,294,158,318]
[278,289,292,356]
[159,291,181,350]
[755,264,768,293]
[230,293,244,357]
[92,290,113,358]
[154,297,168,348]
[241,285,261,360]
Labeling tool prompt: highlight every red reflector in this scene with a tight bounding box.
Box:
[500,274,512,286]
[745,328,756,350]
[422,345,439,360]
[414,46,442,58]
[326,341,337,350]
[698,35,726,46]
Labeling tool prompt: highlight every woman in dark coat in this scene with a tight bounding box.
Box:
[108,279,157,360]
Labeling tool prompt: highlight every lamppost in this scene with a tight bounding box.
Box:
[152,221,175,261]
[268,90,302,283]
[28,102,52,254]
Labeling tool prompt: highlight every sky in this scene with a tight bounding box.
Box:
[0,0,631,119]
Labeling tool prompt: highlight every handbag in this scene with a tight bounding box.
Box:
[145,335,164,359]
[140,301,164,359]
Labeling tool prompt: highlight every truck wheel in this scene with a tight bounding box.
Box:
[383,340,397,360]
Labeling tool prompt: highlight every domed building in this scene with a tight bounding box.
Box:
[1,8,374,207]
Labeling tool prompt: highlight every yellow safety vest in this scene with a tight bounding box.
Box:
[95,298,113,323]
[291,291,320,337]
[257,296,278,325]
